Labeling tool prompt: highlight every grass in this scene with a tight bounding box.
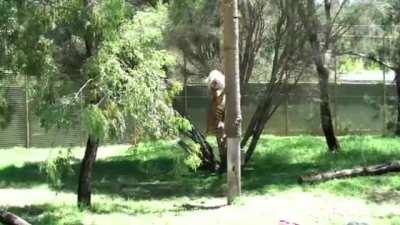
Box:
[1,135,400,225]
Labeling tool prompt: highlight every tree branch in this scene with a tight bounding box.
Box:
[337,51,396,71]
[74,79,93,100]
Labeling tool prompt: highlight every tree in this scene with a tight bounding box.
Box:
[76,0,99,208]
[341,0,400,135]
[73,5,184,207]
[221,0,241,204]
[296,0,345,152]
[1,1,185,207]
[241,0,309,163]
[0,0,59,129]
[171,0,305,169]
[167,0,268,88]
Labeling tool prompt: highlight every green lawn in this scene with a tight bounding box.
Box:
[1,135,400,225]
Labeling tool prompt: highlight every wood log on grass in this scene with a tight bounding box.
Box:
[0,210,31,225]
[299,161,400,184]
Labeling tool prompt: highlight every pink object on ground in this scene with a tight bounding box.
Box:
[279,219,300,225]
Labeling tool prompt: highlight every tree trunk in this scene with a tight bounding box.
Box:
[395,70,400,136]
[242,97,273,163]
[299,161,400,184]
[222,0,241,205]
[303,0,339,152]
[216,129,227,172]
[83,0,97,57]
[77,135,99,208]
[0,210,31,225]
[317,63,340,152]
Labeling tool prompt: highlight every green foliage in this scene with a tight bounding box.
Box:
[344,1,400,68]
[40,148,74,190]
[170,140,202,174]
[91,0,128,41]
[6,2,186,141]
[171,116,192,132]
[82,5,184,140]
[339,58,378,73]
[182,145,202,171]
[82,106,109,140]
[167,0,221,76]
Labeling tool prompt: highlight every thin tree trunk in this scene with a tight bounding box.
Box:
[77,135,99,208]
[395,70,400,136]
[316,63,340,151]
[216,129,227,172]
[76,0,99,209]
[242,97,273,163]
[304,0,340,152]
[0,210,31,225]
[83,0,96,57]
[222,0,241,205]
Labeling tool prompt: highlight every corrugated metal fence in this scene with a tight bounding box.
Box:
[0,83,84,148]
[0,82,396,148]
[175,83,397,137]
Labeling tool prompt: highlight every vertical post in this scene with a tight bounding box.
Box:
[222,0,241,205]
[284,92,289,136]
[333,47,338,134]
[80,93,84,146]
[25,74,30,149]
[183,56,188,116]
[382,60,387,135]
[382,35,387,135]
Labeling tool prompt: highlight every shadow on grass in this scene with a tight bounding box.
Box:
[1,136,399,201]
[178,203,227,211]
[243,152,315,193]
[0,155,225,200]
[5,204,83,225]
[0,163,47,188]
[4,201,227,225]
[367,189,400,204]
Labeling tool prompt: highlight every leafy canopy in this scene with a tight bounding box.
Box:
[0,1,188,141]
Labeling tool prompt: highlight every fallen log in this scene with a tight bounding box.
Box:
[0,210,31,225]
[299,161,400,184]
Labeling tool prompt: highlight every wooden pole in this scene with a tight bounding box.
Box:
[222,0,241,205]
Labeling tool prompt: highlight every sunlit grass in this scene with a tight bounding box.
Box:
[1,135,400,225]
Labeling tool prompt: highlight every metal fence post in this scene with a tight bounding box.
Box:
[382,35,388,135]
[333,47,338,135]
[284,93,289,136]
[25,74,30,148]
[383,66,386,135]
